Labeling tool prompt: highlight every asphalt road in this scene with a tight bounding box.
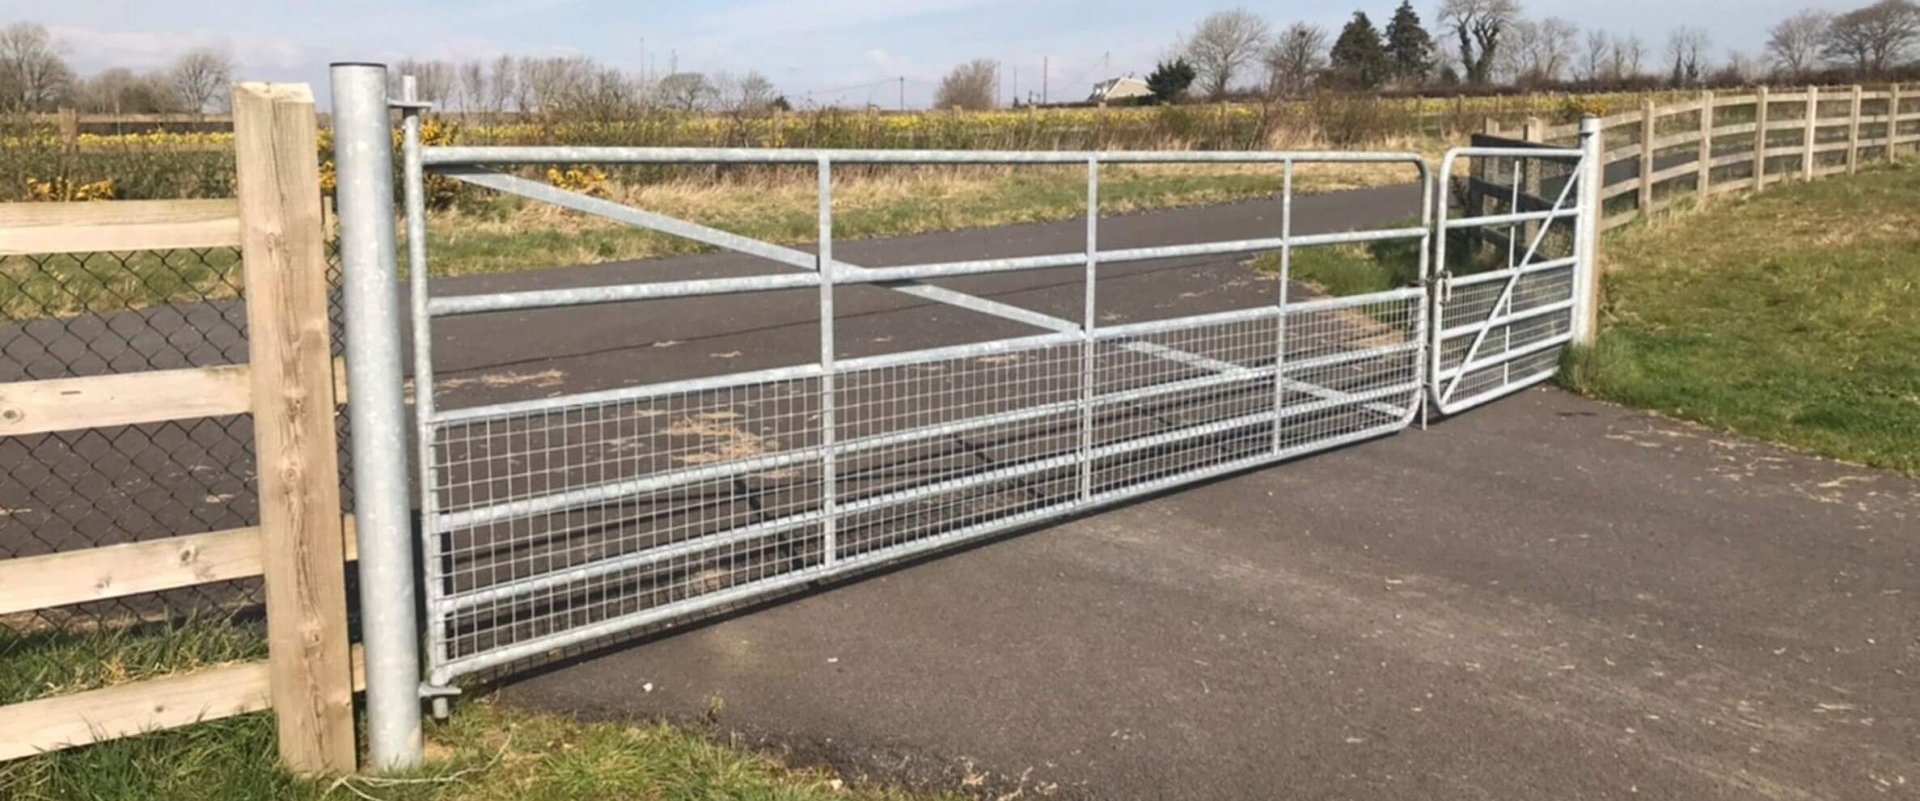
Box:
[503,389,1919,801]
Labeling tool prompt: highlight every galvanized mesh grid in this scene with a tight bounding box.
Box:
[423,287,1425,680]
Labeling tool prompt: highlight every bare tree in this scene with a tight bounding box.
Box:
[934,58,999,110]
[655,71,715,112]
[1720,50,1758,84]
[1768,10,1833,79]
[1182,8,1273,99]
[392,59,457,104]
[171,47,233,113]
[1610,32,1648,80]
[1667,26,1712,86]
[459,61,486,114]
[1438,0,1520,86]
[1264,22,1328,97]
[718,70,777,113]
[78,67,181,113]
[1579,30,1612,82]
[1823,0,1920,76]
[0,22,74,112]
[1504,17,1578,84]
[486,55,517,113]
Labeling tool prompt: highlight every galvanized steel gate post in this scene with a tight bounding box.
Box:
[330,63,425,772]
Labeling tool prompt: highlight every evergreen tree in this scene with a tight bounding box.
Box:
[1146,58,1197,103]
[1329,12,1391,89]
[1384,1,1436,85]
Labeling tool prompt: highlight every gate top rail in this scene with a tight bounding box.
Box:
[421,145,1432,167]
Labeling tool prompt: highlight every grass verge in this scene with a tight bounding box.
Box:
[0,699,956,801]
[1560,162,1920,474]
[1246,220,1424,296]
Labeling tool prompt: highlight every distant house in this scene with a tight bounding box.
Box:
[1089,75,1152,104]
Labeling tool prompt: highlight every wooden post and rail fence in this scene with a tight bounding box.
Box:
[1486,83,1917,232]
[0,84,360,772]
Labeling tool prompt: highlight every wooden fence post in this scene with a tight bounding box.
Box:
[1890,84,1903,163]
[232,82,356,774]
[1638,99,1655,215]
[1698,91,1714,201]
[1804,86,1818,181]
[1754,86,1770,190]
[1848,84,1863,173]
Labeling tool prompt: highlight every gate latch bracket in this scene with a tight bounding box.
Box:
[419,682,462,720]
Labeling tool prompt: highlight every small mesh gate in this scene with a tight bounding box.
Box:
[401,145,1435,686]
[1430,142,1593,415]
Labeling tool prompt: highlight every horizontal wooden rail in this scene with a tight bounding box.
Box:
[0,645,364,762]
[0,365,249,436]
[0,517,358,616]
[0,359,349,438]
[0,199,241,256]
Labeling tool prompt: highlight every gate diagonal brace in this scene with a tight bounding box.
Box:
[440,167,1406,418]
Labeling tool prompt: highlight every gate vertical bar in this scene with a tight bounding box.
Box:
[1572,115,1603,346]
[1270,158,1293,453]
[328,62,425,772]
[399,76,447,704]
[817,158,837,567]
[1079,157,1098,500]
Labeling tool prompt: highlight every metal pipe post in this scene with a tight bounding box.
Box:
[1572,115,1604,346]
[328,62,425,772]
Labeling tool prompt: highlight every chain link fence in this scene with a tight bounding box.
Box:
[0,239,349,693]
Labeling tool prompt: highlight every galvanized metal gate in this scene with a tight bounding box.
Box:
[399,145,1442,688]
[1429,139,1598,414]
[331,64,1600,765]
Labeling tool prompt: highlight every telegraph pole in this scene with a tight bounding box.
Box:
[1042,55,1049,105]
[899,76,905,110]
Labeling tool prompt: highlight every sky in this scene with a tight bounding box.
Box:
[1,0,1862,109]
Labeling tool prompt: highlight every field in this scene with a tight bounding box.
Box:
[1561,162,1920,474]
[0,90,1670,203]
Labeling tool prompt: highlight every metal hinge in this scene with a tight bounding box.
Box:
[419,682,462,720]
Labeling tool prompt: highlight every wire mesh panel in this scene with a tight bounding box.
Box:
[408,147,1433,685]
[0,248,258,634]
[0,241,352,691]
[1431,144,1590,415]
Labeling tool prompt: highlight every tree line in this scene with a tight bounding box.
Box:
[939,0,1920,109]
[7,1,1920,118]
[0,23,232,114]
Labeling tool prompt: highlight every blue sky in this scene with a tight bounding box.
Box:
[4,0,1853,108]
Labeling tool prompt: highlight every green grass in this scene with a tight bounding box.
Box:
[1560,162,1920,475]
[1246,220,1424,296]
[1,621,952,799]
[0,615,266,705]
[0,700,959,801]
